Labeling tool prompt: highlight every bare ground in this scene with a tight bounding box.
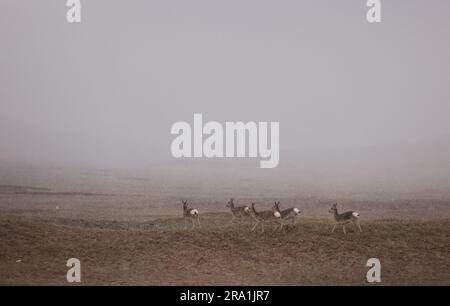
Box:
[1,213,449,285]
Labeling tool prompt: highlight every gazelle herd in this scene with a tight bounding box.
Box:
[182,199,362,234]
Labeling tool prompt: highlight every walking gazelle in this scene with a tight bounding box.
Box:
[328,203,362,234]
[182,200,201,229]
[226,198,251,225]
[272,201,301,231]
[249,203,281,233]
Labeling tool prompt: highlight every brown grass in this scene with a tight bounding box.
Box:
[0,213,449,285]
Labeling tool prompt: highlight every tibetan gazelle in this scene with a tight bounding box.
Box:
[226,198,250,225]
[182,200,201,229]
[249,203,281,233]
[328,203,361,234]
[272,201,301,231]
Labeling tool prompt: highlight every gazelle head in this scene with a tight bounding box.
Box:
[273,201,281,212]
[329,203,338,214]
[226,198,234,208]
[182,200,188,210]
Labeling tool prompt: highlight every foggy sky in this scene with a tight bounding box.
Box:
[1,0,449,171]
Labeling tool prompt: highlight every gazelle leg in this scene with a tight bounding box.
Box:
[237,217,243,225]
[331,223,337,233]
[343,224,346,235]
[261,222,265,233]
[273,222,281,232]
[191,219,195,229]
[251,221,259,232]
[184,218,187,230]
[351,220,362,233]
[227,216,236,226]
[197,216,201,228]
[272,224,277,232]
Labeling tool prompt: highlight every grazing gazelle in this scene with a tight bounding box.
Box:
[272,201,301,231]
[249,203,281,233]
[328,203,362,234]
[226,198,251,225]
[182,200,201,229]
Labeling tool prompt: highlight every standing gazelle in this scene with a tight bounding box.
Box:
[182,200,201,229]
[328,203,361,234]
[226,198,250,225]
[272,201,301,231]
[249,203,281,233]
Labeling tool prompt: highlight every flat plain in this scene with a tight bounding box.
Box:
[0,165,449,285]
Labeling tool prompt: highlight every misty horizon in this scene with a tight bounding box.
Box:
[1,1,449,186]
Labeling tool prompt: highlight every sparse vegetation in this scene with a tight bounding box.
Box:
[1,213,449,285]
